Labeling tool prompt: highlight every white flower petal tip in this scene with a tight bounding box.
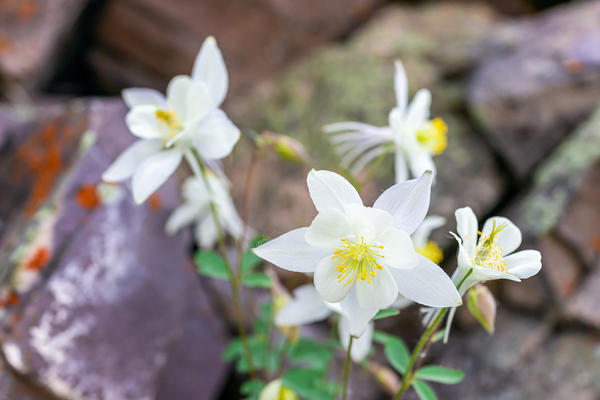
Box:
[306,169,362,213]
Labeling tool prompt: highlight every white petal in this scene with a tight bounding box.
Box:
[338,289,379,336]
[102,139,162,182]
[253,228,329,273]
[407,149,436,182]
[122,88,166,108]
[390,255,462,307]
[275,285,331,326]
[481,217,522,255]
[339,317,373,363]
[305,208,350,248]
[504,250,541,279]
[350,146,387,175]
[455,207,478,258]
[394,151,408,184]
[314,257,351,303]
[379,228,418,269]
[355,266,398,309]
[196,216,218,249]
[373,171,433,235]
[324,121,382,134]
[165,203,201,234]
[392,294,412,309]
[184,80,212,122]
[221,202,245,240]
[345,204,393,243]
[125,105,162,139]
[191,36,228,108]
[474,266,521,283]
[411,216,446,249]
[443,307,457,343]
[394,60,408,113]
[307,169,362,214]
[404,89,431,135]
[167,75,193,119]
[192,110,240,159]
[131,148,183,204]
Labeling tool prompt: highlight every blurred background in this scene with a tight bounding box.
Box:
[0,0,599,399]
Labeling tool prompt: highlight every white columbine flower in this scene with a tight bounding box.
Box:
[102,36,240,203]
[324,61,447,182]
[429,206,542,341]
[165,173,243,249]
[253,169,461,336]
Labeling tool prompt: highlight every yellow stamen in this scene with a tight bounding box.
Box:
[416,117,447,155]
[331,236,384,286]
[473,220,508,273]
[416,240,443,264]
[155,109,183,144]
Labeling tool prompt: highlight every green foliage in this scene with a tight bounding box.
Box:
[373,331,410,374]
[289,338,333,371]
[240,380,264,400]
[242,273,272,288]
[431,329,446,343]
[412,380,437,400]
[195,251,229,279]
[242,235,268,273]
[281,368,338,400]
[373,309,400,320]
[415,366,464,384]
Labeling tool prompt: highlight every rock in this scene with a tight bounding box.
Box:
[538,235,582,301]
[0,99,228,400]
[469,0,600,178]
[91,0,383,96]
[565,261,600,330]
[231,3,505,250]
[500,274,547,311]
[0,0,88,89]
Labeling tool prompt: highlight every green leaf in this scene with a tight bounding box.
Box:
[195,251,229,280]
[374,309,400,320]
[281,369,334,400]
[413,380,438,400]
[373,332,410,374]
[415,366,464,384]
[223,339,243,361]
[240,380,264,400]
[241,250,262,274]
[289,338,333,370]
[242,273,272,288]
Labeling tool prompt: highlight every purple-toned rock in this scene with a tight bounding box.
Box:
[469,0,600,178]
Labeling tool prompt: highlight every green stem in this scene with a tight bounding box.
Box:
[393,268,473,400]
[189,149,258,380]
[341,335,354,400]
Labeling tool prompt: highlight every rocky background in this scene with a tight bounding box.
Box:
[0,0,599,399]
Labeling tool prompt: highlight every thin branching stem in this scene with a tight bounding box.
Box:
[341,335,354,400]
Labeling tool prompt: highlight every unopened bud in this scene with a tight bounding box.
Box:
[467,284,496,334]
[256,131,310,165]
[367,361,401,394]
[267,268,299,342]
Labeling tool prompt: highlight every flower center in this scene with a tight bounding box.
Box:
[332,236,384,286]
[473,221,507,273]
[155,109,183,145]
[416,240,443,264]
[416,118,447,155]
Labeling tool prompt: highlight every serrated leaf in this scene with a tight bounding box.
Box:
[413,380,437,400]
[374,309,400,320]
[289,338,333,370]
[281,368,334,400]
[242,273,272,288]
[195,251,229,280]
[415,366,464,384]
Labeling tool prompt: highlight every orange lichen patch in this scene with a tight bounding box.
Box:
[76,183,101,210]
[591,236,600,252]
[0,292,20,308]
[148,193,162,211]
[0,36,13,54]
[17,0,36,20]
[25,246,51,270]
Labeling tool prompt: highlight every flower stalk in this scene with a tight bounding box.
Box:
[341,335,354,400]
[191,148,258,380]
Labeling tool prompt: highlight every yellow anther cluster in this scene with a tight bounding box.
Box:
[332,236,384,286]
[473,221,508,273]
[155,109,183,143]
[416,240,443,264]
[416,117,448,155]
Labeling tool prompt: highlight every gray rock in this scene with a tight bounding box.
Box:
[469,0,600,178]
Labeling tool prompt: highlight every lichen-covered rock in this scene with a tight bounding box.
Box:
[0,99,228,400]
[0,0,88,89]
[231,3,505,250]
[469,0,600,178]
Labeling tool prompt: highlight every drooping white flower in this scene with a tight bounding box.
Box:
[324,61,447,183]
[428,206,542,341]
[412,215,445,264]
[103,37,240,204]
[253,169,461,336]
[275,284,375,362]
[165,173,243,248]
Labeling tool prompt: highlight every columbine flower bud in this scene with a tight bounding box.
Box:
[256,131,310,165]
[259,379,298,400]
[466,283,496,334]
[267,269,299,343]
